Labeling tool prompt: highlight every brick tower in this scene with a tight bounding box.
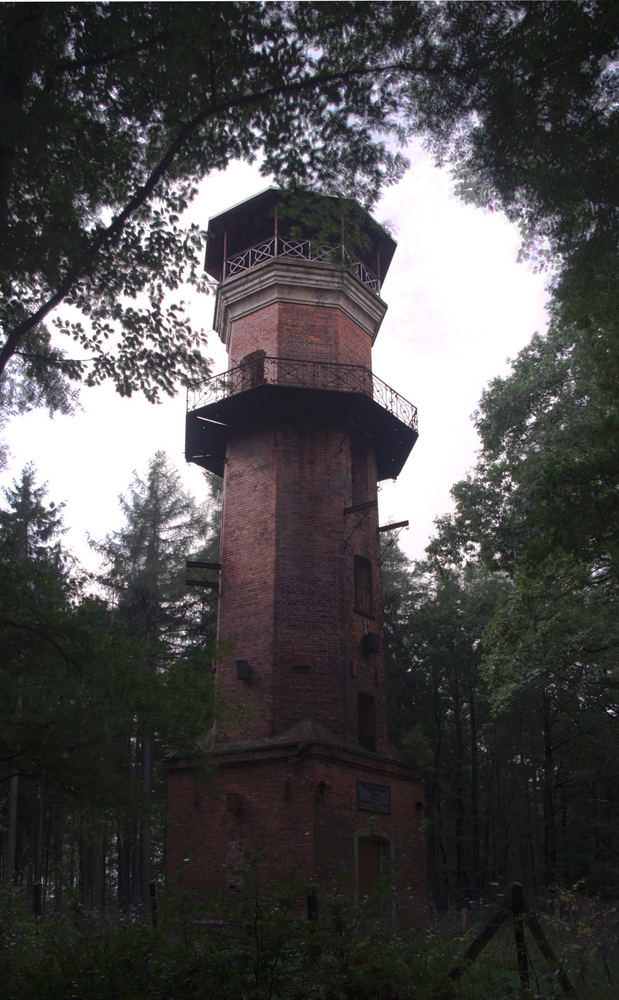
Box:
[166,189,426,921]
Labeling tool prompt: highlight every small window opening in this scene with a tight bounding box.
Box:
[357,692,376,751]
[351,441,369,504]
[240,349,266,388]
[354,556,373,615]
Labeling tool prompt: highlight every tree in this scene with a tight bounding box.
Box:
[96,451,217,659]
[2,2,615,408]
[384,533,617,898]
[0,325,80,468]
[420,0,618,337]
[0,467,147,908]
[94,452,217,910]
[0,465,66,891]
[0,2,409,403]
[482,555,618,890]
[430,320,618,579]
[424,262,618,894]
[0,460,216,911]
[383,544,512,900]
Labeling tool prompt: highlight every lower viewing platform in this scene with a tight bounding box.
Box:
[186,357,418,480]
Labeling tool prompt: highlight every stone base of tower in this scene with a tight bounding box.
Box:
[166,719,427,925]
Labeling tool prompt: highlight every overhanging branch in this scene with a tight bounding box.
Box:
[0,57,436,380]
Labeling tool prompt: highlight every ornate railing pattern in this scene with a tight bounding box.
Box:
[224,238,381,293]
[188,357,418,432]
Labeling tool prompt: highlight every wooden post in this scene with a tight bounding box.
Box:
[512,883,530,994]
[448,884,577,997]
[448,904,510,981]
[524,905,576,995]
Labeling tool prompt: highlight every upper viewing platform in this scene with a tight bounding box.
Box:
[204,188,397,295]
[189,188,417,480]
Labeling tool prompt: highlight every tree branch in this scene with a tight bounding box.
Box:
[0,57,432,380]
[0,616,77,672]
[53,31,169,76]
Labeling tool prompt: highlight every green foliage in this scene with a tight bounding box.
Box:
[543,884,619,995]
[2,2,615,409]
[0,880,450,1000]
[424,0,618,337]
[0,459,217,907]
[418,279,618,893]
[1,877,617,1000]
[434,322,619,576]
[383,548,512,894]
[450,915,617,1000]
[0,1,410,401]
[0,462,212,806]
[95,450,218,670]
[482,555,618,890]
[0,325,80,467]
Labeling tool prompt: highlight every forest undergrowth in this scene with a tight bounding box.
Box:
[1,881,616,1000]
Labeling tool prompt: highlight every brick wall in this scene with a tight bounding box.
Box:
[214,425,277,739]
[167,742,427,925]
[214,414,388,745]
[215,283,385,743]
[227,300,373,369]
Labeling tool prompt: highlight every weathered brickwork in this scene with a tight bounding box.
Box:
[166,194,425,919]
[227,301,280,366]
[227,300,373,369]
[167,740,426,925]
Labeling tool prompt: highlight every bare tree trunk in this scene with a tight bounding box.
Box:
[117,816,130,910]
[5,771,19,881]
[94,831,106,914]
[5,692,23,883]
[542,691,556,884]
[469,681,480,893]
[32,785,43,916]
[53,807,64,911]
[451,658,467,888]
[140,730,153,916]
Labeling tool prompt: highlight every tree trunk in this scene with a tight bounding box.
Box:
[5,771,19,882]
[469,680,480,893]
[32,785,43,916]
[140,730,153,915]
[451,657,467,887]
[541,691,556,884]
[5,692,23,883]
[117,816,131,910]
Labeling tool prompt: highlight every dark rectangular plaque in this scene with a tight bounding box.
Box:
[357,780,391,814]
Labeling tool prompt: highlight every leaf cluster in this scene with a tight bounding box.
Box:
[1,2,616,411]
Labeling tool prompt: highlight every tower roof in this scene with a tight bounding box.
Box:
[204,187,397,285]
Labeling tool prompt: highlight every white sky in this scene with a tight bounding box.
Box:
[1,140,549,571]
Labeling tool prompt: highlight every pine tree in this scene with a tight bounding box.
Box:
[0,465,67,904]
[94,451,216,910]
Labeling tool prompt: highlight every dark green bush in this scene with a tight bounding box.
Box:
[1,883,616,1000]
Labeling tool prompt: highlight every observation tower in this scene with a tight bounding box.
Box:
[166,189,426,920]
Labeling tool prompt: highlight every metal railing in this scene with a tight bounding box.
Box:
[187,357,418,432]
[223,238,381,294]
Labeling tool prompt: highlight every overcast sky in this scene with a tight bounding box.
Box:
[2,140,549,571]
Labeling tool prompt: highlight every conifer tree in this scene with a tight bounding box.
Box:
[94,451,216,910]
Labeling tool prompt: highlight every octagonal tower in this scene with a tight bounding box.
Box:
[166,189,426,921]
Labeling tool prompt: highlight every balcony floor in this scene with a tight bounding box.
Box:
[186,382,418,480]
